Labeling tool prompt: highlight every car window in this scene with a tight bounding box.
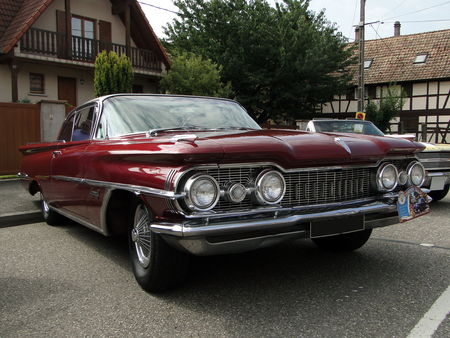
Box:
[72,105,96,141]
[314,121,384,136]
[101,96,261,137]
[58,113,75,142]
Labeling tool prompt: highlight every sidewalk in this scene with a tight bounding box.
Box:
[0,179,42,227]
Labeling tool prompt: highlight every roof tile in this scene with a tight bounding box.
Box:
[351,29,450,84]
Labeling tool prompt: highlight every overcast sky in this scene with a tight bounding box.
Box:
[139,0,450,41]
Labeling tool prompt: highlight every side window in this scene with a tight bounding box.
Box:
[72,106,96,141]
[59,114,75,142]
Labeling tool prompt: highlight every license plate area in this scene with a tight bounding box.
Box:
[310,214,365,238]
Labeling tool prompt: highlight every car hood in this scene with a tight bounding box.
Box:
[101,129,422,168]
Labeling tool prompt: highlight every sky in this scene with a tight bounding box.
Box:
[139,0,450,42]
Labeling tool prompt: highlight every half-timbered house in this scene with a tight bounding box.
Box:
[321,25,450,136]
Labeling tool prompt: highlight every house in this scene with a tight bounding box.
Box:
[0,0,170,107]
[321,24,450,134]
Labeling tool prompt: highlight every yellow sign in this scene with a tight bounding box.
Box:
[355,112,366,120]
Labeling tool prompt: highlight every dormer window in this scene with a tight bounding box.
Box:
[364,59,373,69]
[414,53,428,64]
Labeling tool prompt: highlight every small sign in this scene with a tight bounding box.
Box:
[355,112,366,120]
[397,186,431,223]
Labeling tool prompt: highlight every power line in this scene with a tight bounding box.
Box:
[382,0,450,21]
[137,1,180,15]
[384,19,450,23]
[348,0,358,40]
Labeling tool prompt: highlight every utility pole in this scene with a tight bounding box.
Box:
[357,0,366,112]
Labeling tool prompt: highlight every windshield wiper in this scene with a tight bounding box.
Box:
[147,126,206,137]
[212,127,259,131]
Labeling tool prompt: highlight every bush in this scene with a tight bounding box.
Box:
[94,51,133,96]
[365,85,404,133]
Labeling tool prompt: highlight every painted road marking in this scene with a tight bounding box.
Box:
[407,284,450,338]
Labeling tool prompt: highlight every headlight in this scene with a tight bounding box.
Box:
[376,163,398,192]
[184,174,220,210]
[407,161,426,187]
[255,169,286,204]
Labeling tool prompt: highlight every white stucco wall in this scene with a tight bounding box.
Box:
[15,63,94,105]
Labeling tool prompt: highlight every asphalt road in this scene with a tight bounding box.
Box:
[1,196,449,337]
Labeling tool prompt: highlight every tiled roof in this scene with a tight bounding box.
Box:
[0,0,52,54]
[351,29,450,85]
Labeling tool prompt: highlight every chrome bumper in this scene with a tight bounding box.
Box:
[423,171,450,190]
[152,201,399,255]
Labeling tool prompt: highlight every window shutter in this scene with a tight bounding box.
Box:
[99,20,112,52]
[56,10,67,58]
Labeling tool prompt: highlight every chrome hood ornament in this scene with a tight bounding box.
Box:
[334,137,352,154]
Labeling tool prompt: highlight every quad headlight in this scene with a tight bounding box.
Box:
[184,174,220,211]
[376,163,399,192]
[407,161,426,187]
[255,169,286,205]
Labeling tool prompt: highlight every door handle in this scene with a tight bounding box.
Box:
[52,151,62,158]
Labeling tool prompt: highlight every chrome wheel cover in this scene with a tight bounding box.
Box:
[40,192,49,219]
[132,204,152,268]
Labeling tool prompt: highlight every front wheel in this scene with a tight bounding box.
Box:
[128,202,189,292]
[428,184,449,202]
[312,229,373,252]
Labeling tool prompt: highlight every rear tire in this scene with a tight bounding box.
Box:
[128,201,189,292]
[428,184,449,202]
[39,192,63,226]
[312,229,372,252]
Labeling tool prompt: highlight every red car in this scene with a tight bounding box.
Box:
[19,94,426,292]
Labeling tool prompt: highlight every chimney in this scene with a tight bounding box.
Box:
[355,27,360,41]
[394,21,401,37]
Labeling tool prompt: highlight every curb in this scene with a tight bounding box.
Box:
[0,211,43,228]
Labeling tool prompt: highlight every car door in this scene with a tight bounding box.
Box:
[49,104,97,219]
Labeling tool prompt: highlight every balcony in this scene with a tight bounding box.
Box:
[20,28,162,73]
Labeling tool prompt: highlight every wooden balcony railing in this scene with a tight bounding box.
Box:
[20,28,162,72]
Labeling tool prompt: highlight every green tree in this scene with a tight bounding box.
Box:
[94,51,133,96]
[164,0,355,123]
[160,51,233,97]
[365,85,404,133]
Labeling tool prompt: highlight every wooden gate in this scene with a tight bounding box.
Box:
[0,103,40,175]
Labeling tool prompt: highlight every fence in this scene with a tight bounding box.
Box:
[0,103,40,175]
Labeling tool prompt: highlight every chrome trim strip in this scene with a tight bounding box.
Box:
[51,175,183,199]
[150,201,397,237]
[50,206,108,236]
[418,158,450,163]
[182,195,386,220]
[427,172,450,178]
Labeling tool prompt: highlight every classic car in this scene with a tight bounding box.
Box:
[20,94,428,292]
[305,119,450,201]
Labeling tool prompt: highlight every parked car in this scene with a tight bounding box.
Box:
[305,119,450,201]
[20,95,427,292]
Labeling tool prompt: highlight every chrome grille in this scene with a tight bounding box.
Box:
[281,168,371,207]
[201,166,374,212]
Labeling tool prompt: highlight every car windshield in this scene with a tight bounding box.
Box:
[313,120,384,136]
[100,95,261,138]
